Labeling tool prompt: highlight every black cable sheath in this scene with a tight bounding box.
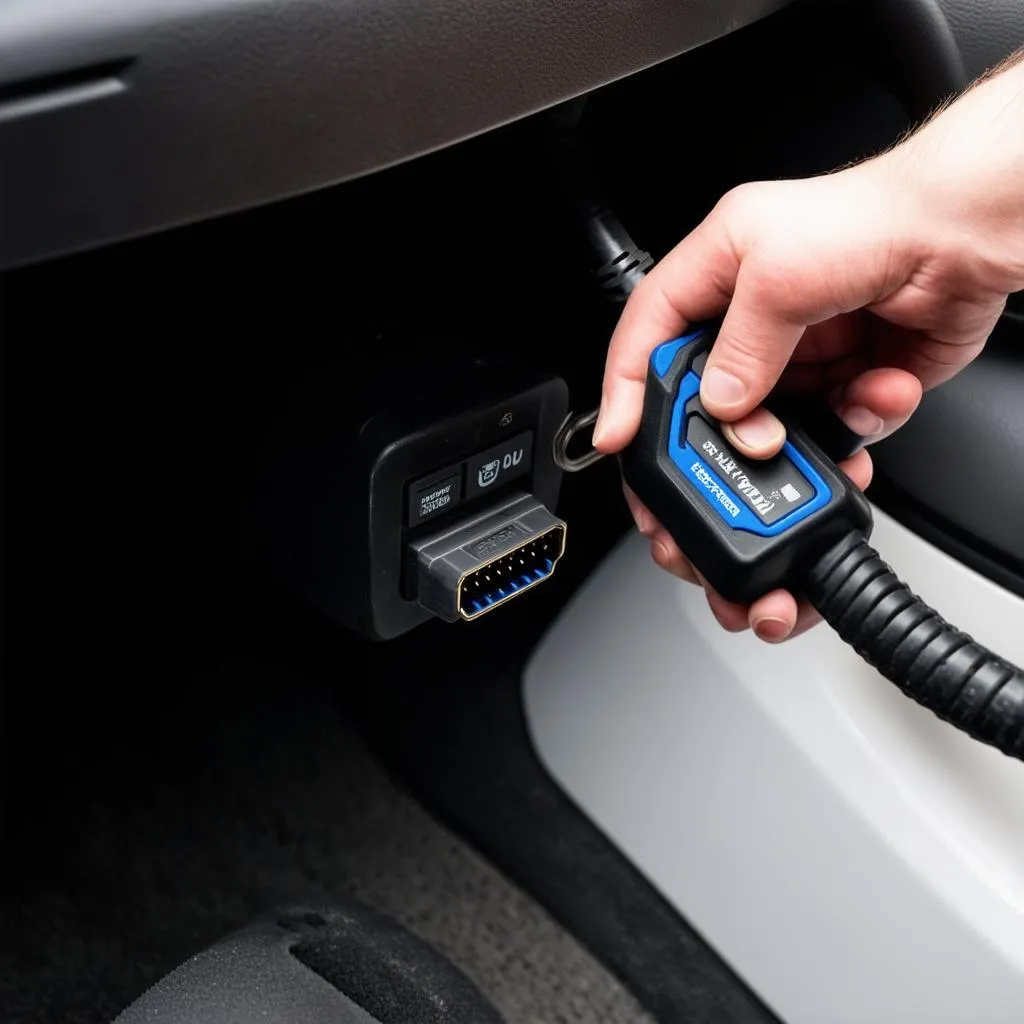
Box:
[805,533,1024,760]
[544,103,653,305]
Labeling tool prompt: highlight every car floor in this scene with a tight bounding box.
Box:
[0,638,652,1024]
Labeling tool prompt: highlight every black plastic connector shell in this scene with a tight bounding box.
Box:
[620,331,873,605]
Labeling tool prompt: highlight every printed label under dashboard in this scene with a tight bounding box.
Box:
[465,431,533,499]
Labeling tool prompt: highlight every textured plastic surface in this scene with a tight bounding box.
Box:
[860,0,965,117]
[939,0,1024,77]
[115,901,502,1024]
[0,0,791,269]
[871,331,1024,590]
[524,508,1024,1024]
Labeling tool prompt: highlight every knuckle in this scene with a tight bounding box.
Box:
[638,277,677,328]
[742,251,799,307]
[714,328,777,379]
[716,181,762,217]
[713,182,773,241]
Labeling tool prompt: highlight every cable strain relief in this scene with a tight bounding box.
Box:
[595,246,654,304]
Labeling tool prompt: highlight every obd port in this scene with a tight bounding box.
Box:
[458,524,566,620]
[409,492,566,623]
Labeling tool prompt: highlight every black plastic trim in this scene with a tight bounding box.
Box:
[0,58,133,116]
[868,477,1024,600]
[856,0,966,118]
[0,0,791,270]
[868,319,1024,598]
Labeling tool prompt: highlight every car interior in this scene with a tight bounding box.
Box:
[2,0,1023,1022]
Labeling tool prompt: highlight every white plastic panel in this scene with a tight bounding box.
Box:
[524,509,1024,1024]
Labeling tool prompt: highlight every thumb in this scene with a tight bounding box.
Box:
[594,216,741,453]
[700,263,805,421]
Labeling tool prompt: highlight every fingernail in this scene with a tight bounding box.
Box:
[701,367,747,408]
[635,507,655,536]
[592,389,618,449]
[726,409,785,451]
[624,490,653,535]
[840,404,885,437]
[753,616,792,643]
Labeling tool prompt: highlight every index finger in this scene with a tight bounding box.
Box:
[593,214,740,452]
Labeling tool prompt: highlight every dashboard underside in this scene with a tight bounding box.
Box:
[0,0,791,270]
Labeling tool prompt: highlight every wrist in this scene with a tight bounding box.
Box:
[894,55,1024,291]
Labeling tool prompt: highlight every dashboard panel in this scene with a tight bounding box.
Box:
[0,0,791,270]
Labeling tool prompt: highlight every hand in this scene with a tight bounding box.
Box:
[593,122,1023,641]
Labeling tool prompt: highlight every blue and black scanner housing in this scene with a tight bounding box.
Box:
[621,324,873,604]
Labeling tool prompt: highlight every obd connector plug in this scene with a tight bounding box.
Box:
[410,492,565,621]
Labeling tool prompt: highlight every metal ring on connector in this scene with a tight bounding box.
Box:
[552,409,606,473]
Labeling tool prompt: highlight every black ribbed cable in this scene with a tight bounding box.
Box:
[805,533,1024,760]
